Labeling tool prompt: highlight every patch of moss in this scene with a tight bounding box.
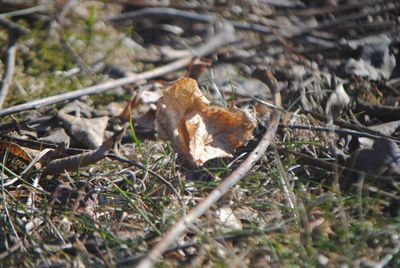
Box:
[5,22,93,107]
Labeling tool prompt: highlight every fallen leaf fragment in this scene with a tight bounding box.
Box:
[0,141,31,162]
[119,90,141,121]
[48,182,98,217]
[325,83,350,119]
[215,206,243,231]
[58,111,108,149]
[59,100,94,118]
[187,57,212,81]
[343,138,400,189]
[39,128,70,145]
[368,120,400,136]
[155,77,256,166]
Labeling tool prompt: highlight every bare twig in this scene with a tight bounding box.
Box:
[0,22,235,117]
[105,1,399,46]
[0,132,182,204]
[137,68,282,268]
[0,18,29,109]
[374,242,400,268]
[0,5,48,18]
[274,145,297,211]
[0,34,17,109]
[285,148,397,183]
[273,144,316,258]
[355,99,400,121]
[305,110,399,141]
[0,17,30,36]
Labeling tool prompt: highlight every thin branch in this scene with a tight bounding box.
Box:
[0,33,17,109]
[0,17,30,36]
[0,18,29,109]
[137,68,282,268]
[0,240,22,260]
[0,5,48,18]
[0,22,235,117]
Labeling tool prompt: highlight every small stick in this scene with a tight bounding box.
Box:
[0,22,235,117]
[0,33,17,109]
[0,5,48,18]
[0,18,29,109]
[137,68,282,268]
[0,17,30,36]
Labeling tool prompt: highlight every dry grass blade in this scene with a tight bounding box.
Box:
[137,69,282,268]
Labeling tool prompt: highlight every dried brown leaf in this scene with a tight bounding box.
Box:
[119,90,141,121]
[0,141,31,162]
[155,77,256,166]
[187,57,212,81]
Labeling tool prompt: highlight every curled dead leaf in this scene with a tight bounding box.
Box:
[155,77,256,166]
